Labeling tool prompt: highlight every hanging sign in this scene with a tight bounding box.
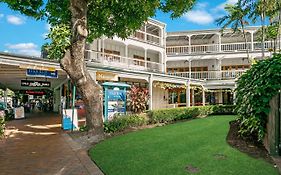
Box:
[19,64,56,71]
[26,69,58,79]
[21,80,51,87]
[96,71,118,81]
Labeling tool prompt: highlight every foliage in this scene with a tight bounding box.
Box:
[0,116,5,138]
[90,116,279,175]
[79,125,89,132]
[127,86,148,114]
[104,114,148,133]
[43,24,71,60]
[235,53,281,141]
[147,105,235,124]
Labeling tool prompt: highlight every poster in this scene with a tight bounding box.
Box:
[62,109,78,130]
[107,90,126,120]
[14,107,25,119]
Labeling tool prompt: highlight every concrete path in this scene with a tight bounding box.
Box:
[0,113,103,175]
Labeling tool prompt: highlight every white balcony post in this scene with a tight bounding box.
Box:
[191,88,195,106]
[188,35,192,54]
[202,88,206,106]
[217,59,222,79]
[218,33,222,52]
[148,74,153,110]
[250,31,254,51]
[102,37,105,64]
[186,80,191,107]
[189,59,192,79]
[145,23,147,42]
[144,48,147,68]
[125,44,128,58]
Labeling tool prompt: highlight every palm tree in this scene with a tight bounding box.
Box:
[249,0,280,57]
[216,0,251,61]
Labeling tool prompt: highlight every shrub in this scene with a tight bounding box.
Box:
[0,117,5,138]
[104,114,148,133]
[148,105,235,124]
[127,86,148,114]
[235,53,281,141]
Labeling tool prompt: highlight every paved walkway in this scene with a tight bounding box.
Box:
[0,113,103,175]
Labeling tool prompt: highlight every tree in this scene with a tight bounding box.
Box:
[1,0,196,136]
[216,0,251,61]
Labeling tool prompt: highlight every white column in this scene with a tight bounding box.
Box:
[218,33,222,52]
[148,74,153,110]
[102,38,105,64]
[250,31,254,51]
[125,44,128,58]
[202,89,206,106]
[59,85,62,114]
[188,35,192,54]
[218,90,223,104]
[189,60,192,78]
[144,23,147,42]
[186,80,191,107]
[191,89,195,106]
[217,59,222,79]
[233,83,237,105]
[144,48,147,68]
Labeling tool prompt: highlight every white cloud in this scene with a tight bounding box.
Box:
[6,43,37,50]
[5,43,40,57]
[0,14,4,18]
[6,15,25,25]
[213,0,238,12]
[45,23,51,31]
[183,10,214,25]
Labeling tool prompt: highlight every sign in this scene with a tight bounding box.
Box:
[25,90,45,95]
[26,69,58,79]
[107,90,126,120]
[20,64,56,71]
[62,109,78,130]
[21,80,51,87]
[96,71,118,81]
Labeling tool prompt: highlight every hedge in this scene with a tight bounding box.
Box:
[148,105,235,124]
[104,105,235,133]
[104,114,148,133]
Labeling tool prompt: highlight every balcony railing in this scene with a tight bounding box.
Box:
[168,70,247,80]
[166,41,280,55]
[85,50,162,72]
[132,30,162,46]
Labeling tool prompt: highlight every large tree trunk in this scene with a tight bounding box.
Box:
[60,0,104,136]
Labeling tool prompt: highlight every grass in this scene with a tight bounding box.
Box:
[89,115,279,175]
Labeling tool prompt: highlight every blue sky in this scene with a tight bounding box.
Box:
[0,0,252,57]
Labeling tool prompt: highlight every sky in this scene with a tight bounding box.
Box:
[0,0,254,57]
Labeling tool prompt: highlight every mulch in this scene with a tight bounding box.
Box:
[226,120,274,164]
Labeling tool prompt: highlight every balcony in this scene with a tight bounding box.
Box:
[132,31,161,46]
[166,41,280,55]
[168,70,247,80]
[85,50,162,72]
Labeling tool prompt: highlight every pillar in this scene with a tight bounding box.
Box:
[202,89,206,106]
[188,35,192,54]
[186,80,191,107]
[218,33,222,52]
[102,37,105,64]
[218,90,223,104]
[191,89,195,106]
[148,74,153,110]
[217,59,222,79]
[189,60,192,78]
[125,44,128,58]
[144,48,147,68]
[250,31,254,51]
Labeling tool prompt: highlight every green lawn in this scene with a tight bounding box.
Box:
[89,115,279,175]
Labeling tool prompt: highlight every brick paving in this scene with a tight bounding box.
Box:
[0,113,103,175]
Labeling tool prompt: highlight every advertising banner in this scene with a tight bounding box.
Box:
[107,90,126,120]
[26,69,58,79]
[21,80,51,87]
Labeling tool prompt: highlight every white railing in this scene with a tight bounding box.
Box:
[132,30,162,45]
[85,50,162,72]
[168,70,247,80]
[166,40,280,55]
